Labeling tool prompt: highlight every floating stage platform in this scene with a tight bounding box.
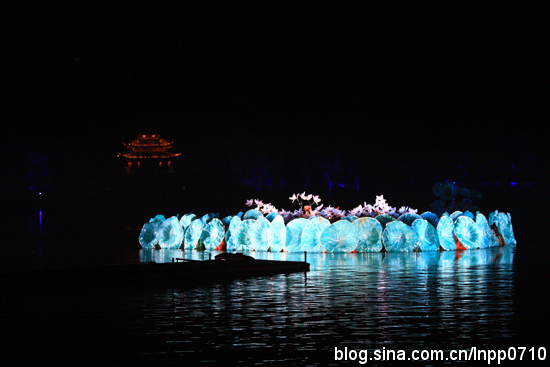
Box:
[2,257,310,292]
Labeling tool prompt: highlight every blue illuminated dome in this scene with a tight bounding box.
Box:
[268,215,286,252]
[437,215,455,251]
[225,216,242,252]
[184,219,204,250]
[234,219,258,252]
[353,217,383,252]
[285,218,308,252]
[320,220,359,253]
[412,219,439,252]
[158,216,184,249]
[301,216,331,252]
[139,222,159,248]
[382,221,418,252]
[200,218,225,251]
[139,199,515,253]
[251,216,270,251]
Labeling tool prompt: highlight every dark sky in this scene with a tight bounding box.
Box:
[3,5,549,204]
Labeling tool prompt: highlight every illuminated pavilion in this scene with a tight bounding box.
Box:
[119,135,181,171]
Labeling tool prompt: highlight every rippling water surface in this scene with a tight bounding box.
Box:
[131,248,517,366]
[2,208,546,366]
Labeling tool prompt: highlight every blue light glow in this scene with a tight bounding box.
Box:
[141,207,515,253]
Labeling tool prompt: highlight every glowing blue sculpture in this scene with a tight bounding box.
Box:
[200,213,212,225]
[382,221,418,252]
[412,219,439,251]
[507,213,517,245]
[301,216,331,252]
[266,212,278,222]
[463,210,474,220]
[179,213,197,231]
[243,209,263,221]
[150,214,166,223]
[375,214,396,230]
[139,222,159,248]
[320,220,359,253]
[475,213,496,248]
[420,211,439,228]
[353,217,383,252]
[285,218,308,252]
[268,215,286,252]
[234,219,258,251]
[450,211,464,221]
[437,215,455,251]
[487,210,498,227]
[149,216,164,237]
[454,216,481,249]
[495,213,515,246]
[184,218,204,250]
[251,216,270,251]
[222,215,232,227]
[158,216,184,249]
[141,203,515,253]
[397,213,422,226]
[225,215,241,252]
[200,218,225,251]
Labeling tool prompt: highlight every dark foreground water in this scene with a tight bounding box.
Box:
[1,206,548,366]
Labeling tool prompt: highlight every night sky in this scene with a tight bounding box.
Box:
[3,5,549,217]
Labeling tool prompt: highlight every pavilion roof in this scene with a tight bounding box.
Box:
[119,134,181,159]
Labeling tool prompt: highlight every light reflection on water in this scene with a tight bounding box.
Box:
[136,247,515,365]
[4,209,533,366]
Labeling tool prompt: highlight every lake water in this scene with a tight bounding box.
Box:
[135,248,519,366]
[1,207,548,366]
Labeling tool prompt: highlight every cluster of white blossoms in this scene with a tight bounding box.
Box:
[245,198,279,215]
[289,192,322,206]
[246,193,418,220]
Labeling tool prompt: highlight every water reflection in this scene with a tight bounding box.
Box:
[136,247,515,365]
[2,208,527,365]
